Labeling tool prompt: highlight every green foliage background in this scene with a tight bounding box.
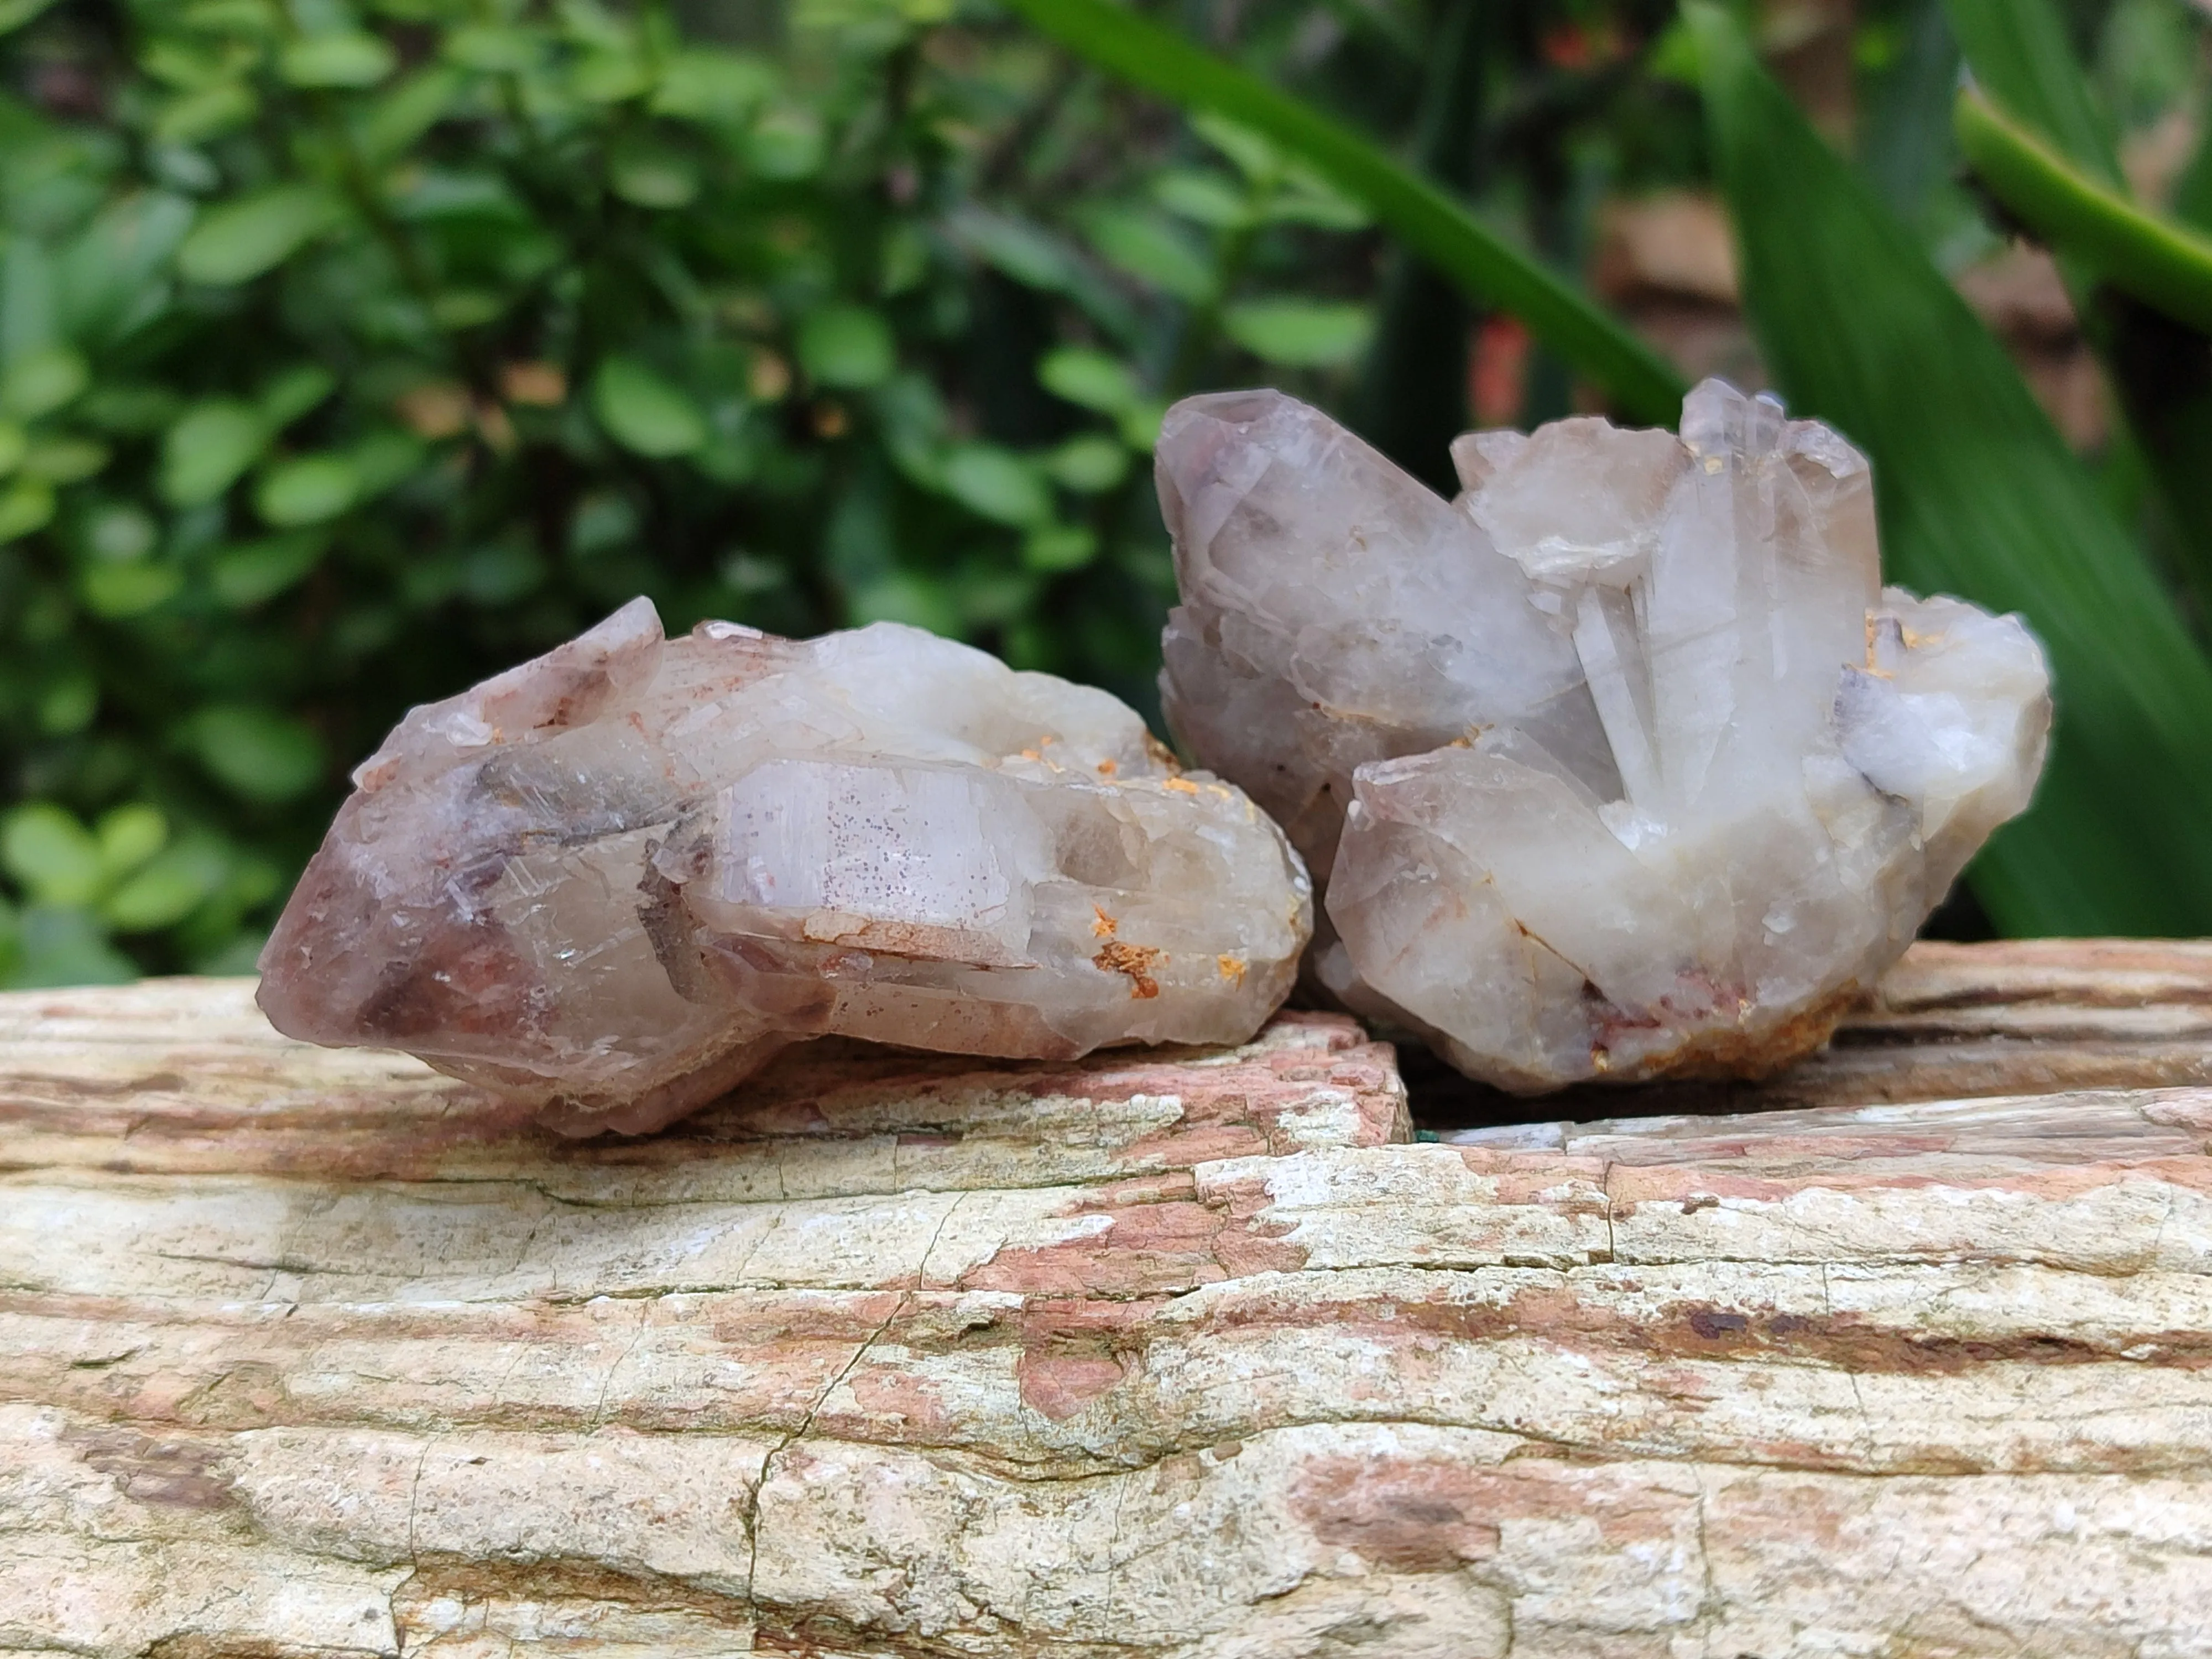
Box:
[3,0,2211,985]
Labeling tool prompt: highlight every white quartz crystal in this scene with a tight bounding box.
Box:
[259,601,1312,1133]
[1157,380,2051,1091]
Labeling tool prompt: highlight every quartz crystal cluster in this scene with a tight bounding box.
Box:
[1157,380,2051,1091]
[258,601,1312,1133]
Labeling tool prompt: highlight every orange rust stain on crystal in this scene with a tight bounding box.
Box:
[1092,905,1118,940]
[1094,941,1164,999]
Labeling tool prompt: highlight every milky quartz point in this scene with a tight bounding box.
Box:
[1157,380,2051,1091]
[258,601,1312,1133]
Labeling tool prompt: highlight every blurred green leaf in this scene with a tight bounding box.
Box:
[951,208,1076,290]
[3,804,101,905]
[1038,346,1139,414]
[1001,0,1684,422]
[36,672,95,735]
[653,49,777,122]
[941,442,1051,526]
[8,905,135,988]
[254,454,359,526]
[1692,1,2212,933]
[1222,298,1373,366]
[279,31,397,88]
[211,532,327,608]
[592,356,707,456]
[176,186,344,285]
[361,66,464,159]
[94,803,165,878]
[1042,432,1129,492]
[1023,523,1098,572]
[56,192,195,349]
[80,560,182,618]
[82,503,157,562]
[572,50,651,103]
[259,364,337,429]
[189,705,325,803]
[1940,0,2120,184]
[444,24,540,73]
[0,476,55,541]
[160,400,265,505]
[1079,205,1215,302]
[153,82,258,146]
[0,0,61,35]
[1,345,88,419]
[1152,168,1251,229]
[105,841,226,932]
[745,109,823,178]
[609,138,701,208]
[797,304,895,388]
[1955,89,2212,334]
[849,570,962,635]
[23,436,109,484]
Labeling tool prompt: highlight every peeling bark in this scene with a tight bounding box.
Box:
[4,943,2212,1656]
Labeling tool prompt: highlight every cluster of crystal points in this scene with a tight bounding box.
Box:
[1158,379,2052,1091]
[258,601,1311,1134]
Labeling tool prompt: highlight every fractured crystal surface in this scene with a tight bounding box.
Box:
[1157,380,2051,1090]
[259,602,1313,1133]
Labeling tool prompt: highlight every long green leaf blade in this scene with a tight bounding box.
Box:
[1940,0,2121,184]
[998,0,1685,424]
[1691,1,2212,935]
[1955,87,2212,335]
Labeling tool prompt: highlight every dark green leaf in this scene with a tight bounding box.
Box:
[2,803,101,905]
[93,804,165,878]
[8,906,135,988]
[189,705,325,803]
[211,533,326,608]
[1222,298,1373,366]
[259,364,337,429]
[1042,433,1130,492]
[1078,205,1214,302]
[608,138,701,208]
[254,455,360,527]
[176,186,344,285]
[1038,346,1139,414]
[1940,0,2120,182]
[592,355,707,456]
[160,400,265,505]
[1954,89,2212,335]
[0,477,54,541]
[652,48,777,122]
[82,503,157,563]
[104,841,226,932]
[80,560,182,618]
[1692,2,2212,933]
[1,345,87,418]
[1022,523,1098,572]
[999,0,1683,422]
[22,436,108,483]
[279,32,397,89]
[797,304,895,389]
[941,443,1051,526]
[153,82,258,146]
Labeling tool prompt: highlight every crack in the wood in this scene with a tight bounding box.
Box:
[741,1191,969,1610]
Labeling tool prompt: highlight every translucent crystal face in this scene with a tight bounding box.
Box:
[1157,380,2052,1092]
[258,602,1313,1134]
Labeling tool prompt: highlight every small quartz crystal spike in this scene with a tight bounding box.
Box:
[259,601,1313,1134]
[1156,380,2051,1091]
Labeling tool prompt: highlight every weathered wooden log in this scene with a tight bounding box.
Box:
[4,940,2212,1657]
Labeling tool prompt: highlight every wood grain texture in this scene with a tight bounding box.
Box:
[4,940,2212,1657]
